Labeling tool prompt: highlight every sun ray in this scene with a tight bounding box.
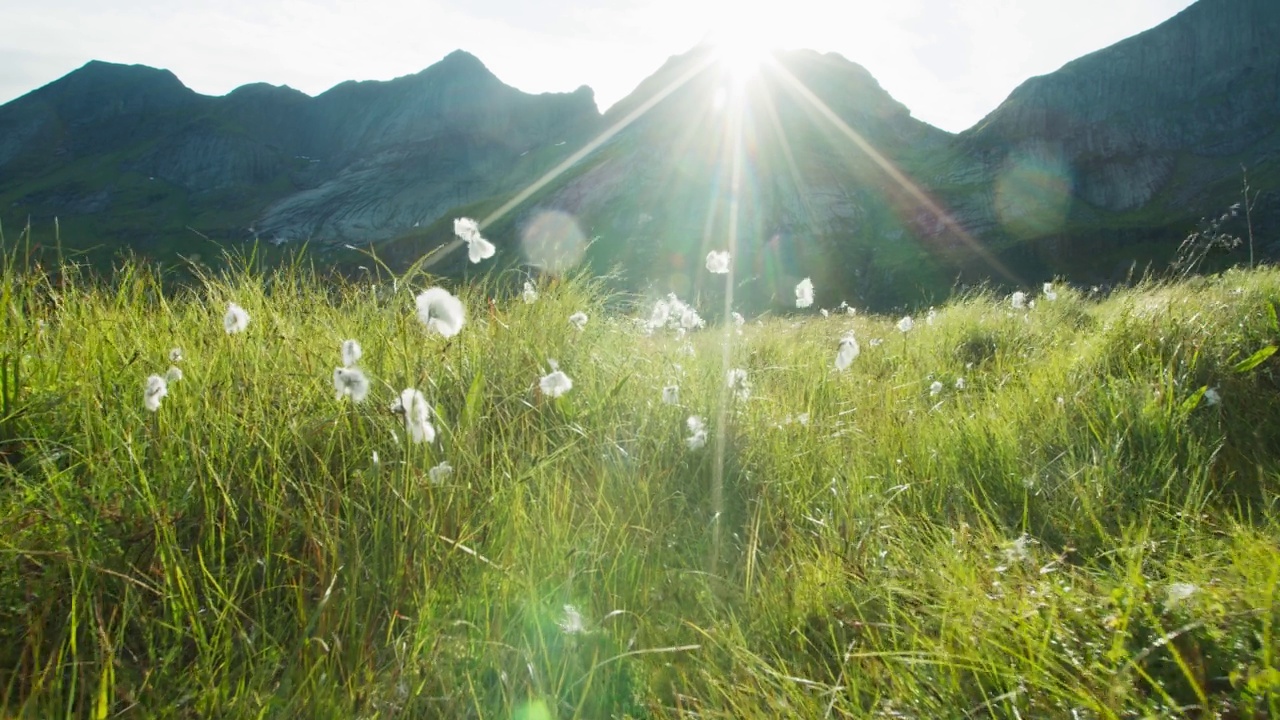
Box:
[771,63,1024,286]
[420,52,718,271]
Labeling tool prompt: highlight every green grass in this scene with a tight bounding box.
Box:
[1,243,1279,718]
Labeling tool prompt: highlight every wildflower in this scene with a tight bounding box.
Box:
[165,365,183,383]
[1011,291,1028,310]
[869,337,884,347]
[926,308,937,326]
[796,412,810,426]
[428,461,454,484]
[540,366,573,398]
[1164,582,1198,610]
[955,377,966,390]
[930,380,943,397]
[1002,534,1033,565]
[897,316,914,333]
[820,308,829,318]
[559,604,586,635]
[835,334,860,371]
[143,374,168,412]
[705,250,731,274]
[1203,387,1221,407]
[333,367,370,403]
[391,388,435,443]
[169,347,184,363]
[795,277,814,309]
[681,308,705,331]
[341,339,362,368]
[1043,282,1058,301]
[454,217,495,264]
[649,300,671,329]
[569,311,589,331]
[223,302,250,335]
[662,385,680,405]
[415,287,465,338]
[522,281,538,304]
[726,368,750,401]
[732,311,745,327]
[686,415,708,449]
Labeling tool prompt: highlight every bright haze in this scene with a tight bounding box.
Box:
[0,0,1195,133]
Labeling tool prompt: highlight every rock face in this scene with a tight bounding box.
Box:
[0,52,601,255]
[2,0,1277,306]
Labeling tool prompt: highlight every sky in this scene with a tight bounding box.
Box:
[0,0,1196,133]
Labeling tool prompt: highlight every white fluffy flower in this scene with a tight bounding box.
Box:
[428,461,454,484]
[1165,582,1198,609]
[165,365,183,383]
[391,388,435,443]
[897,316,914,333]
[454,217,496,264]
[1203,387,1221,407]
[679,307,704,330]
[662,385,679,405]
[649,300,671,329]
[540,368,573,398]
[955,377,966,390]
[333,367,370,403]
[732,312,745,327]
[726,368,750,401]
[686,415,707,450]
[820,308,829,318]
[169,347,184,363]
[569,311,589,331]
[835,334,860,371]
[926,308,937,326]
[559,604,586,635]
[1043,282,1058,301]
[1011,291,1028,310]
[143,374,168,412]
[930,380,944,397]
[415,287,466,338]
[341,339,362,368]
[223,302,250,335]
[705,250,731,274]
[795,277,814,309]
[522,281,538,304]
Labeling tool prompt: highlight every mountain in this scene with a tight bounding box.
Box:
[0,51,601,260]
[1,0,1276,308]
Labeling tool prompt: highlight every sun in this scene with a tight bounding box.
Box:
[708,14,774,85]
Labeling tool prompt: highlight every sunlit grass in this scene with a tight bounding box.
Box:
[1,249,1278,717]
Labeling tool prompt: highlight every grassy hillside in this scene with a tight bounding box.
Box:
[1,243,1278,717]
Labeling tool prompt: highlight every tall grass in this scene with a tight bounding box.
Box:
[1,247,1278,718]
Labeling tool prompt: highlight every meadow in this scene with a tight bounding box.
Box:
[0,241,1278,718]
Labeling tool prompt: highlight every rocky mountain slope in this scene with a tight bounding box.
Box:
[0,51,600,259]
[1,0,1276,308]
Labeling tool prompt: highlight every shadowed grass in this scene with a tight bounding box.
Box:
[0,248,1278,718]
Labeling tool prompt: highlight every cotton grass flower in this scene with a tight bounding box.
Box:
[726,368,750,401]
[1164,582,1198,610]
[662,385,679,405]
[169,347,184,363]
[333,367,370,403]
[415,287,465,338]
[1203,387,1221,407]
[705,250,731,274]
[341,339,362,367]
[569,311,588,331]
[454,217,495,264]
[679,307,704,330]
[1042,282,1058,301]
[165,365,183,383]
[559,604,586,635]
[1011,291,1028,310]
[540,363,573,398]
[835,334,860,371]
[795,277,814,309]
[143,374,168,412]
[428,461,454,484]
[391,388,435,443]
[522,281,538,304]
[223,302,250,335]
[897,316,914,333]
[686,415,708,450]
[930,380,944,397]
